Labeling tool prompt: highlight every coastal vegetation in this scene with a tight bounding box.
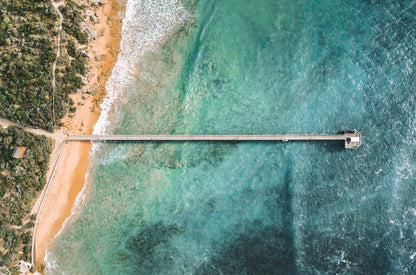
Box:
[0,127,52,267]
[0,0,90,269]
[57,0,90,108]
[0,0,89,131]
[60,0,89,44]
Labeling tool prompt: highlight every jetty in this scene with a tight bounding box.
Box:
[68,130,361,149]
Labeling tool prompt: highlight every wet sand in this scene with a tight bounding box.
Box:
[32,0,122,269]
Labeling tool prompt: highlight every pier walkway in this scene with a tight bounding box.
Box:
[68,130,361,149]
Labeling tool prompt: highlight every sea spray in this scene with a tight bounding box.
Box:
[47,0,416,274]
[94,0,189,135]
[45,0,189,272]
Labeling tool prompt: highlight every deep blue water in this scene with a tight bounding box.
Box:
[47,0,416,274]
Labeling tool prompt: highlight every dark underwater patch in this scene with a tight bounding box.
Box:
[197,224,296,275]
[118,221,182,273]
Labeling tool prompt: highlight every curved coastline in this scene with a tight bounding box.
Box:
[31,0,123,271]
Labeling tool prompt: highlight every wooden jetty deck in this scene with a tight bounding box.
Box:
[68,130,361,149]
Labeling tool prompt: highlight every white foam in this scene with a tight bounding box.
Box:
[50,166,90,240]
[44,3,189,271]
[43,157,92,274]
[44,255,58,274]
[44,2,190,271]
[99,144,129,165]
[93,0,190,135]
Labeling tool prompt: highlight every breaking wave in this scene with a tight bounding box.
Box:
[93,0,189,135]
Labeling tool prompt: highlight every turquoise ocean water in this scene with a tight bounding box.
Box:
[46,0,416,273]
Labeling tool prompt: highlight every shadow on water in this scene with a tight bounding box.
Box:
[101,140,346,150]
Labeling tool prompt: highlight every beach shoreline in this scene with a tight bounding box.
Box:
[31,0,122,270]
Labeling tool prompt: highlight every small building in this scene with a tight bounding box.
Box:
[16,261,32,273]
[12,147,27,159]
[344,130,361,149]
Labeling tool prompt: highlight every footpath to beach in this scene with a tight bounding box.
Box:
[0,0,362,270]
[25,0,123,270]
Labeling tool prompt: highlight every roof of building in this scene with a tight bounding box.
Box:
[12,147,27,159]
[17,261,32,273]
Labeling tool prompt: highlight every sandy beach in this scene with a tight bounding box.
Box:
[31,0,122,270]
